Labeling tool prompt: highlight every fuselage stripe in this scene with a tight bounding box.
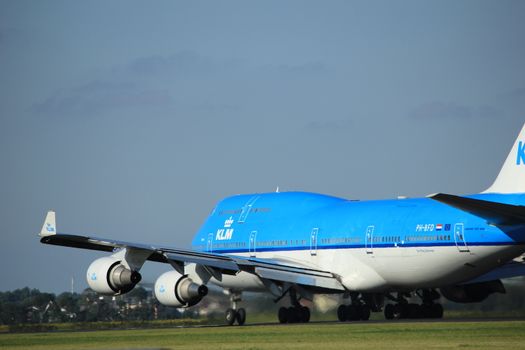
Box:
[200,241,525,254]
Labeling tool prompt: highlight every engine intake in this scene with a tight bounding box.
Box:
[154,270,208,307]
[87,257,142,295]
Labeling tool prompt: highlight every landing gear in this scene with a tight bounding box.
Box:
[337,304,371,321]
[337,293,372,322]
[225,292,246,326]
[384,290,444,320]
[225,308,246,325]
[383,303,443,319]
[226,308,236,325]
[276,288,311,324]
[236,308,246,325]
[278,305,310,323]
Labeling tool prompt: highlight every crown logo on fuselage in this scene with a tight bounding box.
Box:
[217,216,234,241]
[224,216,234,228]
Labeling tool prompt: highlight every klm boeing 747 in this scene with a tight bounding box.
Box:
[39,124,525,324]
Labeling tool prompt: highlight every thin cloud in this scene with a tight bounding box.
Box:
[409,101,504,120]
[259,61,329,76]
[304,119,354,132]
[32,81,172,117]
[122,51,238,78]
[69,80,136,94]
[409,101,472,120]
[476,105,505,119]
[503,86,525,99]
[122,52,328,79]
[31,52,329,118]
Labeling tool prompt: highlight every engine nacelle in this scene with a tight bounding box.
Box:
[441,280,505,303]
[86,257,142,295]
[154,270,208,307]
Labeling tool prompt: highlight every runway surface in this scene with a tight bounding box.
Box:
[164,317,525,329]
[3,318,525,350]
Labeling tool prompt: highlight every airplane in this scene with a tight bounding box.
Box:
[39,123,525,325]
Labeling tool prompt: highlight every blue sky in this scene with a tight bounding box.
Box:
[1,0,525,293]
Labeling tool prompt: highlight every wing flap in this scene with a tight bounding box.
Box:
[429,193,525,225]
[163,251,240,272]
[255,267,345,291]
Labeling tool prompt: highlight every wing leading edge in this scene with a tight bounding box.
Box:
[40,227,344,293]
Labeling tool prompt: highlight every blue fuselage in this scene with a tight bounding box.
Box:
[191,192,525,256]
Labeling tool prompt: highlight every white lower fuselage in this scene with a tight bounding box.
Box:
[203,244,524,294]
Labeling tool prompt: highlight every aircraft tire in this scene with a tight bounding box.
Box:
[392,304,403,319]
[236,308,246,325]
[300,306,310,323]
[360,305,371,321]
[406,303,420,319]
[226,308,236,326]
[384,304,394,320]
[346,305,360,321]
[415,304,425,319]
[278,307,288,323]
[421,304,432,318]
[337,305,347,322]
[288,306,299,323]
[431,303,444,319]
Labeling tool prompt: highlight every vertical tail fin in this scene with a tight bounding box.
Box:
[484,123,525,194]
[39,211,56,237]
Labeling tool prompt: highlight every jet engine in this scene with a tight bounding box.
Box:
[440,280,505,303]
[86,257,142,295]
[154,271,208,307]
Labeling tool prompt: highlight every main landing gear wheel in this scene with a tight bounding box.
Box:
[278,306,288,323]
[337,304,371,322]
[337,305,346,322]
[384,290,443,320]
[226,308,246,326]
[276,287,310,324]
[278,306,310,323]
[383,303,443,320]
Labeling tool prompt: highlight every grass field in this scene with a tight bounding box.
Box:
[1,320,525,350]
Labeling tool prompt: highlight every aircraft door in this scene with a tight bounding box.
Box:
[249,231,257,257]
[454,223,469,252]
[310,228,319,256]
[239,196,259,223]
[365,225,375,254]
[207,233,213,253]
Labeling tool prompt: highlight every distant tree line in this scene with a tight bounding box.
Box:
[0,287,189,325]
[1,278,524,325]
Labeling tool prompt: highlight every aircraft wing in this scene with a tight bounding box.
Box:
[430,194,525,283]
[40,222,344,293]
[462,255,525,284]
[429,193,525,226]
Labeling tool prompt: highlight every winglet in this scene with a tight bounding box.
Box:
[40,211,57,237]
